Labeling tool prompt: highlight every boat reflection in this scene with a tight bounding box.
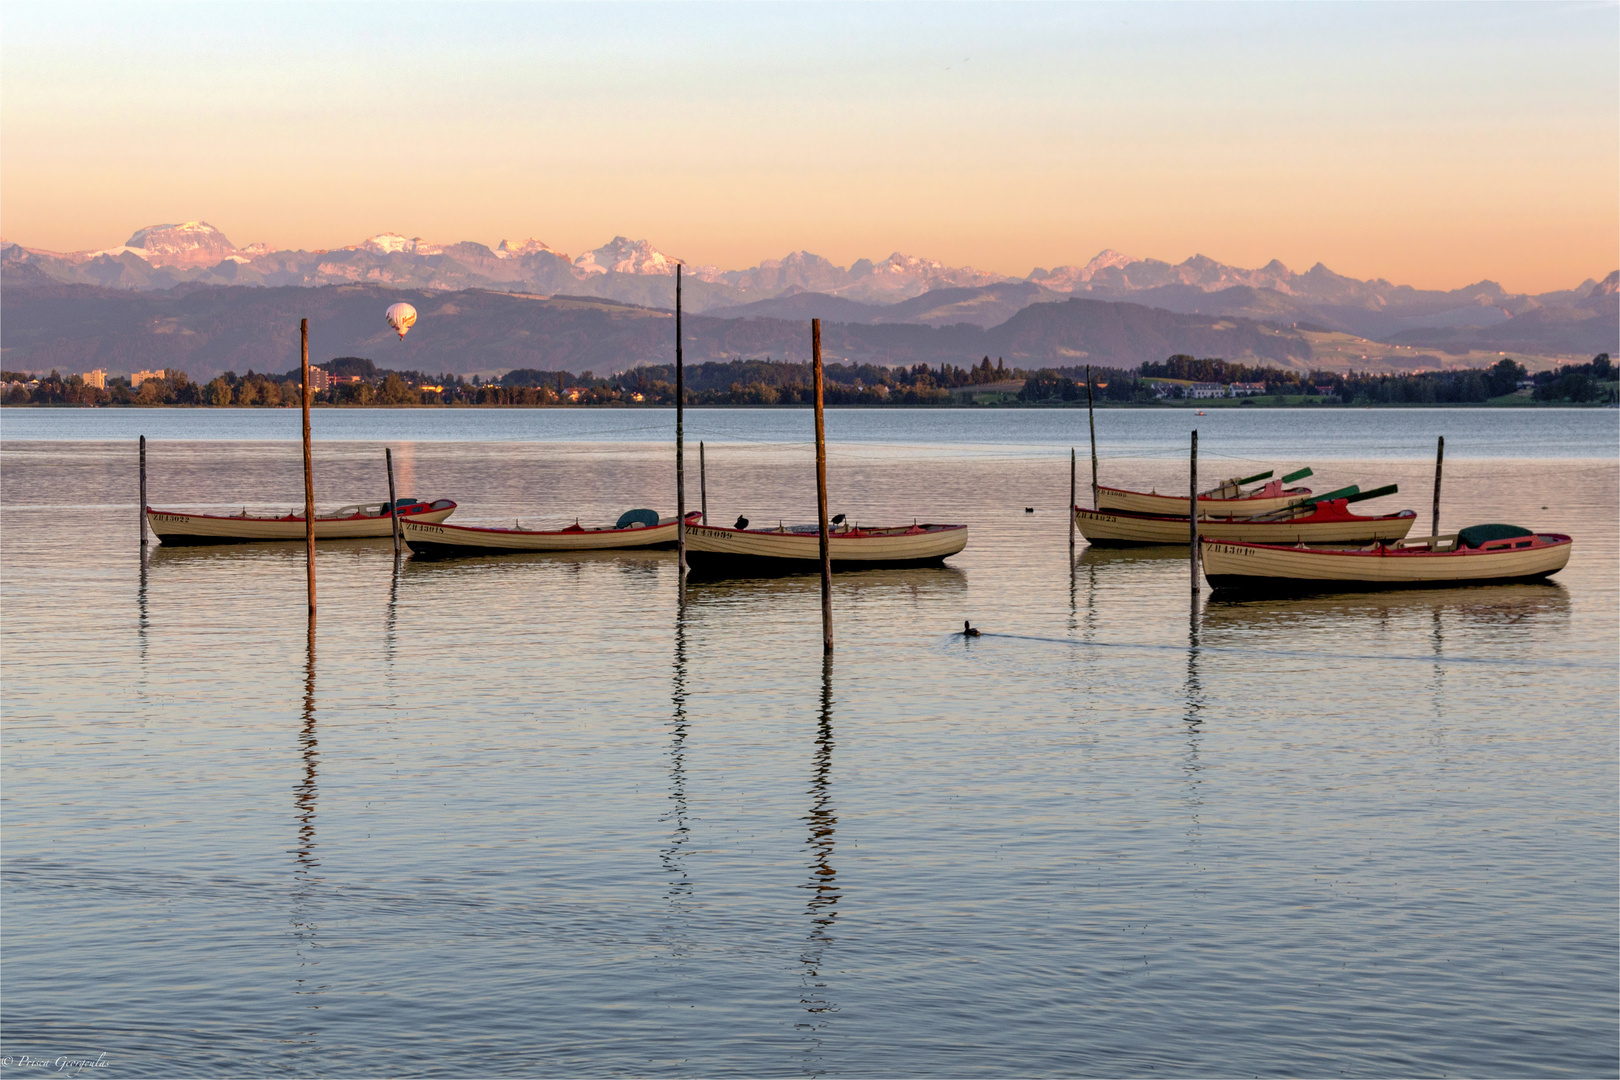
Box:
[147,536,391,566]
[683,565,966,617]
[397,546,668,582]
[797,657,841,1064]
[1200,581,1571,635]
[1076,543,1191,568]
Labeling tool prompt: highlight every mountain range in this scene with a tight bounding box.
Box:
[1,222,1613,381]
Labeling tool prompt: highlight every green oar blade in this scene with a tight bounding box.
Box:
[1338,483,1398,505]
[1235,470,1273,485]
[1281,467,1313,483]
[1306,484,1361,506]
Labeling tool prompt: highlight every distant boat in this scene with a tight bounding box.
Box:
[1097,468,1314,517]
[148,498,455,545]
[1201,525,1573,593]
[1076,499,1416,547]
[401,510,697,557]
[684,520,968,576]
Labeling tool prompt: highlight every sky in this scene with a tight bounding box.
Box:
[3,2,1616,294]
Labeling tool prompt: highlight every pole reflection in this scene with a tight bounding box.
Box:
[385,551,402,668]
[1182,599,1206,861]
[291,615,324,1005]
[137,543,150,667]
[797,656,840,1068]
[662,604,694,923]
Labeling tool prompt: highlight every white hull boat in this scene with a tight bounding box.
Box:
[685,521,968,576]
[1201,525,1572,593]
[148,499,456,545]
[402,511,694,557]
[1096,477,1312,518]
[1075,502,1415,547]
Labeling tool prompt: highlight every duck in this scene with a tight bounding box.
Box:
[734,515,749,530]
[963,620,981,637]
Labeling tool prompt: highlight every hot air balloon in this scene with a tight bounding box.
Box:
[385,302,417,340]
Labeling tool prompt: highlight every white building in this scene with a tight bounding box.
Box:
[81,369,107,389]
[1230,382,1266,396]
[1186,382,1229,399]
[130,369,164,388]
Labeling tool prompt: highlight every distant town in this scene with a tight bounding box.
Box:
[3,352,1614,409]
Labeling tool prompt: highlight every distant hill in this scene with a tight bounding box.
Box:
[2,282,1327,381]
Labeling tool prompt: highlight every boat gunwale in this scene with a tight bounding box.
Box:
[687,522,967,543]
[147,499,455,524]
[1201,533,1572,559]
[403,514,689,541]
[1075,504,1416,526]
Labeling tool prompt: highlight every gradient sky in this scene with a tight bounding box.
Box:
[3,2,1616,293]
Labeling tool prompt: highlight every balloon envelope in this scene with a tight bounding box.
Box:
[385,302,417,340]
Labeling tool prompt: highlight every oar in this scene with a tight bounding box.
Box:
[1202,469,1273,498]
[1333,483,1398,506]
[1246,484,1361,521]
[1262,483,1402,521]
[1233,466,1312,499]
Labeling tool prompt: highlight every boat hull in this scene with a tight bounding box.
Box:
[1076,505,1415,547]
[1096,484,1310,517]
[149,503,454,544]
[1201,535,1572,593]
[684,523,968,576]
[402,517,680,557]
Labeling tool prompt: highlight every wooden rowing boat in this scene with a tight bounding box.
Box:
[1201,524,1573,593]
[684,521,968,576]
[1097,469,1314,517]
[148,498,456,545]
[402,510,698,557]
[1076,499,1416,547]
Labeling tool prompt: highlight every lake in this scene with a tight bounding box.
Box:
[3,407,1616,1077]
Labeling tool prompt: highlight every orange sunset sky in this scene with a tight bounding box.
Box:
[3,2,1616,294]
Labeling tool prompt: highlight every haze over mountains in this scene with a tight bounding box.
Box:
[2,221,1614,381]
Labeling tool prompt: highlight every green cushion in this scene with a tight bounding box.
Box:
[1457,523,1534,549]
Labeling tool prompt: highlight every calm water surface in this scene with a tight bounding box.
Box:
[3,409,1616,1077]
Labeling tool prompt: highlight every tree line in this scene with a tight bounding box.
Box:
[5,352,1613,407]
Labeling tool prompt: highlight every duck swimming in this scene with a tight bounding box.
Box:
[963,620,981,637]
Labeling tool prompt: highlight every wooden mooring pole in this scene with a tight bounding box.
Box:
[139,435,149,544]
[812,318,832,654]
[1086,364,1098,507]
[386,447,400,556]
[699,440,707,525]
[1438,433,1451,544]
[675,264,687,580]
[1189,429,1200,595]
[301,318,317,618]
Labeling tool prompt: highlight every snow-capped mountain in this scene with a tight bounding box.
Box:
[107,221,249,267]
[495,238,565,259]
[354,233,443,257]
[1,222,1611,345]
[572,236,685,277]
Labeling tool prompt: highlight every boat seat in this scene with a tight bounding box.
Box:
[1457,524,1534,550]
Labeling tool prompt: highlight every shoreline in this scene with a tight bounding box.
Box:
[1,400,1613,411]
